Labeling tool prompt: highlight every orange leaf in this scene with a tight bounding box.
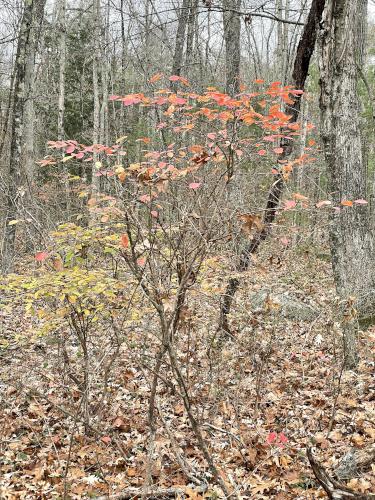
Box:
[149,72,164,83]
[293,193,309,202]
[52,257,64,271]
[238,213,263,235]
[341,200,353,207]
[121,234,129,248]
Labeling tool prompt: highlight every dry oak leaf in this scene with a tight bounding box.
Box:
[238,213,264,235]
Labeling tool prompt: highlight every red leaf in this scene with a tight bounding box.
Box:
[273,147,283,154]
[279,432,288,444]
[35,251,48,262]
[266,432,278,444]
[139,194,151,203]
[257,149,267,156]
[283,200,297,210]
[65,145,76,154]
[189,182,201,190]
[121,94,142,106]
[169,75,189,85]
[280,237,290,246]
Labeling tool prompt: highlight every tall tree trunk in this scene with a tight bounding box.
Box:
[99,0,109,146]
[222,0,241,95]
[57,0,70,214]
[219,0,326,333]
[1,0,46,274]
[57,0,66,142]
[23,40,36,186]
[171,0,190,80]
[92,0,101,191]
[319,0,372,368]
[185,0,199,80]
[23,0,45,187]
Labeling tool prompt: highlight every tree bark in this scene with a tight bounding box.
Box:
[23,0,45,186]
[222,0,241,95]
[171,0,190,80]
[1,0,46,274]
[92,0,101,191]
[318,0,372,368]
[57,0,66,142]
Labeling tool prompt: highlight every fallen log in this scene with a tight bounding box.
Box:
[307,447,375,499]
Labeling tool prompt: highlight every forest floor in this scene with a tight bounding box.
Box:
[0,243,374,499]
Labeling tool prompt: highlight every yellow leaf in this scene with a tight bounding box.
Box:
[115,135,128,143]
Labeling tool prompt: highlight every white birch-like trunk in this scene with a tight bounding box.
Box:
[92,0,101,192]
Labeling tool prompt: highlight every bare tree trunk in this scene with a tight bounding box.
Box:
[57,0,66,142]
[2,0,46,274]
[171,0,190,79]
[23,43,36,186]
[23,0,45,187]
[99,0,109,146]
[92,0,101,191]
[185,0,199,80]
[319,0,372,368]
[222,0,241,95]
[219,0,326,334]
[56,0,71,215]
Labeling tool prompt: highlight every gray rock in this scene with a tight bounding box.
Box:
[250,289,320,321]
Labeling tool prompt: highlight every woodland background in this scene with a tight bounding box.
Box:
[0,0,374,499]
